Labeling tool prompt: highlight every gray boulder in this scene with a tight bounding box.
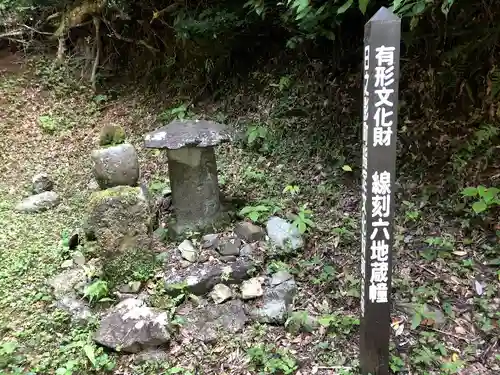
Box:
[266,216,304,250]
[94,298,171,353]
[177,299,248,343]
[15,191,60,213]
[32,172,53,194]
[91,143,140,189]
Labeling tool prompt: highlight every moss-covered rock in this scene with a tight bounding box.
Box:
[91,143,140,189]
[85,186,153,258]
[99,124,126,147]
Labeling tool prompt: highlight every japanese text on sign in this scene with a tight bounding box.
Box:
[373,46,395,147]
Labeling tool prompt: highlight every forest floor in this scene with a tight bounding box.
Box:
[0,52,499,375]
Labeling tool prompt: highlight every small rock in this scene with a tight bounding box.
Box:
[210,284,232,304]
[87,179,100,191]
[240,243,255,258]
[48,268,87,298]
[180,260,192,268]
[177,299,248,343]
[201,234,219,249]
[234,222,265,242]
[72,251,86,265]
[32,172,53,194]
[396,302,446,327]
[68,231,80,250]
[118,281,142,294]
[56,294,94,324]
[15,191,60,213]
[266,216,304,250]
[218,238,241,256]
[241,277,264,300]
[178,239,198,263]
[247,278,297,325]
[270,271,293,286]
[61,259,74,269]
[134,348,169,364]
[94,298,171,353]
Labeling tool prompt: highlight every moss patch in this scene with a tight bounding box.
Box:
[98,124,126,147]
[103,248,159,287]
[88,186,142,208]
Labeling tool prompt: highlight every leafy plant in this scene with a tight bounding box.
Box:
[282,184,300,196]
[239,201,280,223]
[38,115,57,133]
[318,312,360,335]
[83,280,110,304]
[247,343,298,374]
[421,236,454,260]
[461,185,500,214]
[291,205,315,234]
[158,103,192,121]
[245,124,269,152]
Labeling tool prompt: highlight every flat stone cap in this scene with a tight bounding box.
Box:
[144,119,233,150]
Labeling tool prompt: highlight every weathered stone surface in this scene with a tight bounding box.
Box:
[32,172,53,194]
[91,143,140,189]
[201,233,219,249]
[164,258,253,296]
[134,348,169,364]
[247,278,297,325]
[241,277,264,300]
[56,295,94,324]
[94,298,171,353]
[48,267,87,298]
[15,191,60,213]
[143,119,233,150]
[218,238,241,256]
[210,284,232,304]
[72,251,86,265]
[118,281,142,294]
[240,243,255,258]
[266,216,304,250]
[220,255,237,263]
[270,271,293,286]
[166,147,223,235]
[178,239,198,263]
[85,186,152,253]
[234,222,265,242]
[177,299,248,343]
[61,259,74,269]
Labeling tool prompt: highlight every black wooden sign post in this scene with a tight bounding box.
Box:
[360,7,401,375]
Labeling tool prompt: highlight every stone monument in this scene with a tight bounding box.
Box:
[144,119,233,235]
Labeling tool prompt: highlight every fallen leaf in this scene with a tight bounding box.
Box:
[454,326,466,335]
[453,250,467,256]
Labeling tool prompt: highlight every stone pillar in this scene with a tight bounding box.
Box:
[167,147,222,233]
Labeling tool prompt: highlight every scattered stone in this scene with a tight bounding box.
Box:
[396,302,446,327]
[48,267,87,298]
[247,278,297,325]
[87,178,100,191]
[178,239,198,263]
[118,281,142,294]
[266,216,304,250]
[134,348,169,364]
[220,255,237,263]
[56,295,94,324]
[15,191,60,213]
[72,251,86,265]
[143,119,234,235]
[240,243,255,258]
[94,298,171,353]
[32,172,53,194]
[218,238,241,256]
[234,221,265,242]
[270,270,293,286]
[201,234,219,249]
[91,143,140,189]
[210,284,233,304]
[177,299,248,343]
[164,258,253,296]
[60,259,74,269]
[85,186,152,253]
[241,277,264,300]
[68,231,80,250]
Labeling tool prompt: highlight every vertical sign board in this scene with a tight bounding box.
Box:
[360,7,401,375]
